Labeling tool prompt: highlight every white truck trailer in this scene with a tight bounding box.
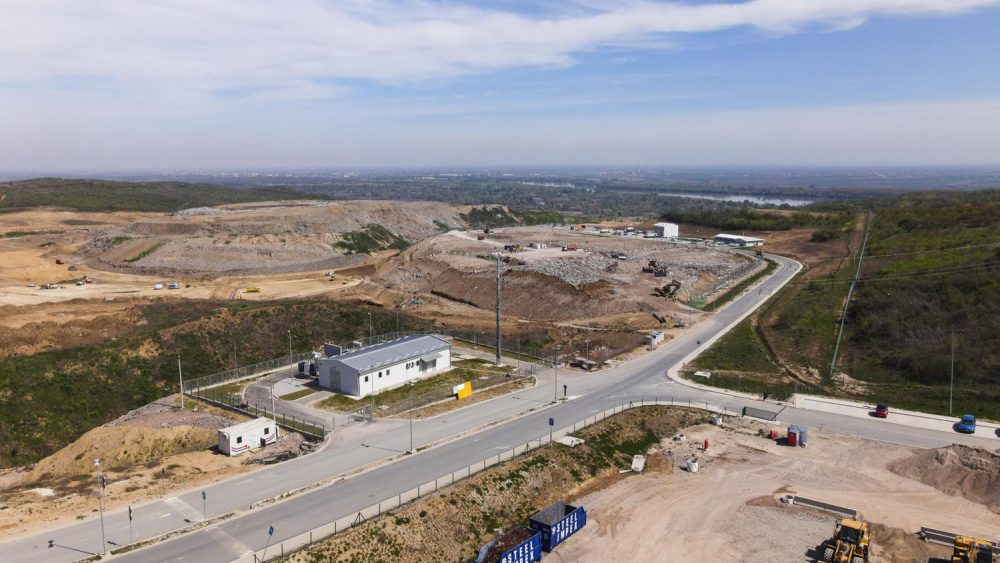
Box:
[218,417,277,456]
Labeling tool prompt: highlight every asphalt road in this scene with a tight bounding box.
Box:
[4,254,996,563]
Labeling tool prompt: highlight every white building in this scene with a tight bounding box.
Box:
[714,233,765,247]
[218,417,277,456]
[317,335,452,398]
[652,222,679,238]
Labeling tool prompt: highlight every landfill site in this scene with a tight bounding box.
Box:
[360,226,762,325]
[0,201,763,363]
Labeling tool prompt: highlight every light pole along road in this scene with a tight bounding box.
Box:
[3,254,996,563]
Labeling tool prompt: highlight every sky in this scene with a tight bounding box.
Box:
[3,0,1000,170]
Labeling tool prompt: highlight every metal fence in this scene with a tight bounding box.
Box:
[374,370,533,417]
[688,254,768,308]
[190,393,327,439]
[232,397,737,563]
[185,352,316,394]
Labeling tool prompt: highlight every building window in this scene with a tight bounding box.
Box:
[264,427,270,434]
[364,375,369,382]
[237,436,243,444]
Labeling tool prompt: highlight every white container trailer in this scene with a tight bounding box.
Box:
[218,417,277,456]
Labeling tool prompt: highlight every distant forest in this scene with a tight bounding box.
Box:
[0,178,318,213]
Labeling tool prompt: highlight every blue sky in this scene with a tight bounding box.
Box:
[2,0,999,170]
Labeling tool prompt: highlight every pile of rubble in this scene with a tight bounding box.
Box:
[516,254,619,286]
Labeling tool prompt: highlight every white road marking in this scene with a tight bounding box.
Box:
[163,497,203,523]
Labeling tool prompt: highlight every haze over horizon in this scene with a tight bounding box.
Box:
[4,0,1000,170]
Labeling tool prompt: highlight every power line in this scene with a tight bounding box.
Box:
[788,260,1000,286]
[805,239,1000,264]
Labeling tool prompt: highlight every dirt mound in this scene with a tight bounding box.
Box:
[888,445,1000,514]
[30,424,217,480]
[869,522,948,562]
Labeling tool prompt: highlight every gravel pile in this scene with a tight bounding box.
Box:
[107,398,239,431]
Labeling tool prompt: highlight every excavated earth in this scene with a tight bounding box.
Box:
[80,200,472,277]
[888,445,1000,514]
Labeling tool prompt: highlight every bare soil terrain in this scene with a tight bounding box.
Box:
[0,397,311,538]
[556,422,985,562]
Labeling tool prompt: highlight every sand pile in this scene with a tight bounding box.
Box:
[30,424,217,480]
[889,445,1000,514]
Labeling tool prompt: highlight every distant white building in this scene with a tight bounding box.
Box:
[714,233,765,247]
[653,222,679,238]
[317,335,452,398]
[218,417,277,456]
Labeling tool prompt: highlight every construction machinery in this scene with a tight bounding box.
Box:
[654,280,682,299]
[952,536,997,563]
[245,287,261,293]
[822,519,871,563]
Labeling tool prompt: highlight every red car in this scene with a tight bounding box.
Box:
[873,403,889,418]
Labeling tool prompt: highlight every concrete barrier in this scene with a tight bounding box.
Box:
[920,526,1000,554]
[790,496,857,519]
[742,406,782,421]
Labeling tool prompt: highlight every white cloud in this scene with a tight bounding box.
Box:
[1,0,997,96]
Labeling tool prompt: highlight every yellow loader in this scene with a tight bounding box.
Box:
[822,519,871,563]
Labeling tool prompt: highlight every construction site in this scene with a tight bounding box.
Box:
[285,406,1000,563]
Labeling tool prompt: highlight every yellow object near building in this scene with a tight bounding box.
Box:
[453,381,472,400]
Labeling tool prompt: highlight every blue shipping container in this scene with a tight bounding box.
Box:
[528,501,587,552]
[498,532,542,563]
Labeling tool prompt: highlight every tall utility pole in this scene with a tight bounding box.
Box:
[270,379,276,425]
[829,209,872,382]
[94,459,106,555]
[949,332,955,416]
[495,255,502,366]
[177,356,184,409]
[368,312,374,342]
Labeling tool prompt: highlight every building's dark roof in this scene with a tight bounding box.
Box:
[330,334,450,373]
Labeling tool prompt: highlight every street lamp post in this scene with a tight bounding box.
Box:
[408,381,415,453]
[94,459,106,555]
[368,312,373,342]
[553,345,561,402]
[287,329,292,360]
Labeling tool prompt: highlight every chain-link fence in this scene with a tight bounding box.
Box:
[687,254,768,308]
[185,352,316,395]
[374,370,533,417]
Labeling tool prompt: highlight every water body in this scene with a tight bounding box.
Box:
[659,192,814,207]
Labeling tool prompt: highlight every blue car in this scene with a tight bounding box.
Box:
[956,414,977,434]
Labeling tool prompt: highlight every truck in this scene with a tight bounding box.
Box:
[822,518,871,563]
[952,536,997,563]
[528,501,586,552]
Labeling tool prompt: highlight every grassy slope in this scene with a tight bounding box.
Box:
[0,300,432,468]
[0,178,318,212]
[692,190,1000,419]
